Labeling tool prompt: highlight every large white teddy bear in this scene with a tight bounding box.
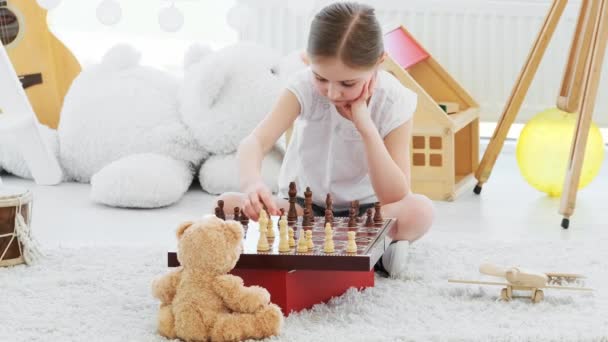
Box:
[0,43,303,207]
[182,43,305,195]
[58,44,204,208]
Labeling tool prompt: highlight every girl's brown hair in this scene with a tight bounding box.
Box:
[307,2,384,69]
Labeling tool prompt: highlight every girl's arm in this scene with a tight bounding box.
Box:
[237,89,300,219]
[359,120,412,204]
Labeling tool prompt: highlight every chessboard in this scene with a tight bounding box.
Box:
[168,182,396,272]
[168,215,395,272]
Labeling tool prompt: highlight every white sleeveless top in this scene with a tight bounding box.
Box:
[277,68,417,210]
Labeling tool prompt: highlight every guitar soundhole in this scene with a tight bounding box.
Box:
[0,7,19,46]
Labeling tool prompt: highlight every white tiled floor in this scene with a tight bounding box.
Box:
[1,140,606,250]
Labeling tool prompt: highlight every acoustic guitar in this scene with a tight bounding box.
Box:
[0,0,80,129]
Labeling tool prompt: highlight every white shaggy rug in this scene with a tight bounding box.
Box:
[1,232,606,342]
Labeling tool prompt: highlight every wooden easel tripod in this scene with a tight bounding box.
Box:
[473,0,608,229]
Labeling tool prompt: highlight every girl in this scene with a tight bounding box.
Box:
[216,2,434,278]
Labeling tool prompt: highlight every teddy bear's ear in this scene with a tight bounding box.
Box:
[223,220,244,243]
[176,221,194,240]
[184,44,212,70]
[101,44,142,71]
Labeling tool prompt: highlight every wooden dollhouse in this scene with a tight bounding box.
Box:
[382,25,480,201]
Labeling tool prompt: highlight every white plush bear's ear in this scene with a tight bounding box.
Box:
[101,44,142,70]
[183,44,212,70]
[274,49,309,81]
[182,50,229,110]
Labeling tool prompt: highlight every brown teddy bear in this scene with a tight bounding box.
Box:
[152,216,283,341]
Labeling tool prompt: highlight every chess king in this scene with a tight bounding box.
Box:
[214,2,435,278]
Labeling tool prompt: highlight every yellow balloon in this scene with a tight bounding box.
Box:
[516,108,604,197]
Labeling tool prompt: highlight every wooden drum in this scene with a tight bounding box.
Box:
[0,186,32,267]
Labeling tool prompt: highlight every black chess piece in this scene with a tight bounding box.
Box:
[365,208,374,227]
[217,200,226,220]
[288,181,298,223]
[239,208,249,225]
[348,207,357,227]
[373,202,383,223]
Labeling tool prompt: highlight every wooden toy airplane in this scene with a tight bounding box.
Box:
[449,263,593,303]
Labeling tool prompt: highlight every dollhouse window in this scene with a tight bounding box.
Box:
[412,136,443,167]
[430,137,442,149]
[413,136,425,149]
[413,153,426,166]
[430,154,443,167]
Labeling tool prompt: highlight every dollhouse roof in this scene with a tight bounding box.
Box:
[383,25,479,131]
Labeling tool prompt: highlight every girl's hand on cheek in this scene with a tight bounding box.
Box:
[350,72,377,132]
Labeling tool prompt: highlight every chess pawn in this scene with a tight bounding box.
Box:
[278,217,290,253]
[306,230,314,249]
[217,200,226,220]
[288,227,296,247]
[239,209,249,225]
[365,208,374,227]
[323,223,335,253]
[257,231,270,252]
[373,202,383,223]
[348,207,357,227]
[345,231,357,253]
[302,208,312,227]
[296,230,308,253]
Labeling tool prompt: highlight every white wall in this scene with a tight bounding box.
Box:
[230,0,608,127]
[47,0,238,71]
[42,0,608,127]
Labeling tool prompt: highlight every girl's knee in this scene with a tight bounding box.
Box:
[389,193,435,225]
[411,194,435,216]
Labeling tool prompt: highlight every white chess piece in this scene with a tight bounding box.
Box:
[296,229,308,253]
[288,227,296,247]
[266,211,275,238]
[257,210,270,252]
[278,216,290,252]
[306,229,313,249]
[258,210,267,235]
[345,231,357,253]
[323,222,335,253]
